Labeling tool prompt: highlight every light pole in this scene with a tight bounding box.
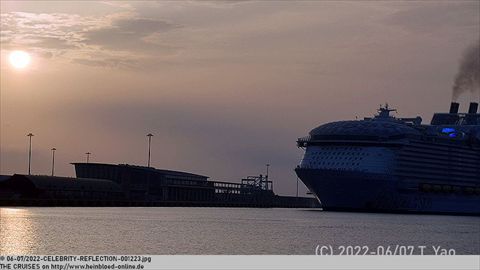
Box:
[147,133,153,167]
[51,148,56,176]
[265,163,270,190]
[27,133,34,175]
[85,152,91,163]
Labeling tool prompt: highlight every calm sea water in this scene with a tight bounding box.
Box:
[0,207,478,255]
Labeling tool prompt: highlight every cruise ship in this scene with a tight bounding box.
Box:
[295,102,480,215]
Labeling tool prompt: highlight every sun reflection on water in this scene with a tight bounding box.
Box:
[0,208,36,254]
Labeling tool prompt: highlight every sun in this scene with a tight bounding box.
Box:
[9,50,31,69]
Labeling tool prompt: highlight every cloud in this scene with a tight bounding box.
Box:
[29,35,78,50]
[0,11,182,68]
[83,17,181,51]
[0,12,98,58]
[71,57,137,69]
[384,2,479,34]
[0,12,97,33]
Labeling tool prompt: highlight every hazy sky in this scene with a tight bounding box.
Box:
[1,1,479,195]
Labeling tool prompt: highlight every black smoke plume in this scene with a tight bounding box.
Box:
[452,40,480,101]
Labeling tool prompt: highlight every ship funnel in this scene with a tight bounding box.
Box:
[449,102,460,114]
[468,102,478,114]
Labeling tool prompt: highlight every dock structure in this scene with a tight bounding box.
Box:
[0,163,320,208]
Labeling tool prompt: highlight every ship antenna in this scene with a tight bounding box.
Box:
[377,103,397,118]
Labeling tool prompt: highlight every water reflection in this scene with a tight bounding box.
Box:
[0,207,478,254]
[0,208,36,254]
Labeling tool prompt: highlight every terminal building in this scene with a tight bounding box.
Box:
[0,163,320,208]
[73,163,214,202]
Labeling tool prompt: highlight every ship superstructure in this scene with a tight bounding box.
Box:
[295,102,480,214]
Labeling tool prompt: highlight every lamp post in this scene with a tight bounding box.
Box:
[51,148,56,176]
[27,133,34,175]
[265,163,270,190]
[85,152,91,163]
[147,133,153,167]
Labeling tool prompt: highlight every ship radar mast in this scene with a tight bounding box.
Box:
[376,103,397,119]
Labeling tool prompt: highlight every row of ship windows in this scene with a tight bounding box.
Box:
[320,147,365,151]
[301,165,367,172]
[311,151,370,156]
[311,156,365,161]
[307,162,362,166]
[419,184,480,196]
